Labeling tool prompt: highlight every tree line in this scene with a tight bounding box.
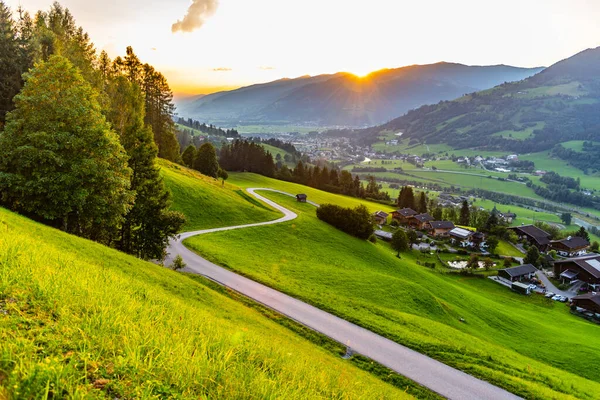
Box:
[0,2,184,260]
[177,117,240,138]
[316,204,374,240]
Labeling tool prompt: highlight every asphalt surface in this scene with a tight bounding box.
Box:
[167,188,522,400]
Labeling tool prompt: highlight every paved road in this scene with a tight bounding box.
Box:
[167,188,521,400]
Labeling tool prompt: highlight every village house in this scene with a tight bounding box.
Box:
[499,212,517,224]
[449,227,475,247]
[372,211,389,225]
[391,208,418,224]
[498,264,537,282]
[374,230,393,241]
[408,213,434,230]
[509,225,552,252]
[549,236,590,257]
[425,221,456,237]
[571,293,600,314]
[554,254,600,286]
[296,194,307,203]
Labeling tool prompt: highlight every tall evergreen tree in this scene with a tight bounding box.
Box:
[459,200,471,226]
[105,75,185,259]
[0,55,133,241]
[418,192,428,213]
[0,2,22,126]
[194,142,220,178]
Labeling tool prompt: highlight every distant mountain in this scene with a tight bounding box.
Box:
[366,47,600,154]
[176,63,544,128]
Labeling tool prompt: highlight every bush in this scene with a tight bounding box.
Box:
[368,234,377,243]
[316,204,374,240]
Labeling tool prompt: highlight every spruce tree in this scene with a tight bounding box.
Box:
[105,75,185,259]
[0,55,133,241]
[182,144,196,167]
[418,192,428,213]
[459,200,471,226]
[0,2,21,126]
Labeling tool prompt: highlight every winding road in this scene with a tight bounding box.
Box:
[167,188,521,400]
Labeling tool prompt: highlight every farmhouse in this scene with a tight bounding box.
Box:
[449,227,474,247]
[425,221,456,237]
[554,254,600,285]
[498,264,537,282]
[391,208,418,224]
[571,293,600,314]
[509,225,551,251]
[372,211,389,225]
[549,236,590,257]
[296,194,307,203]
[408,213,434,230]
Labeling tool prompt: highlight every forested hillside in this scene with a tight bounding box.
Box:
[0,2,183,260]
[367,47,600,154]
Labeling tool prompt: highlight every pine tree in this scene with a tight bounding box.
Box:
[194,142,220,178]
[0,55,133,241]
[459,200,471,226]
[105,75,185,259]
[181,144,196,167]
[0,2,21,126]
[418,192,428,213]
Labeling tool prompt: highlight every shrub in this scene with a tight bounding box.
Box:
[316,204,374,240]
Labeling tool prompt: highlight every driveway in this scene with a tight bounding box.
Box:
[167,188,520,400]
[535,270,570,298]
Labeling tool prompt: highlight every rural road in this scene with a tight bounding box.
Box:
[167,188,521,400]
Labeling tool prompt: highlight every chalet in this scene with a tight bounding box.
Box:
[449,227,475,247]
[425,221,456,237]
[509,225,551,251]
[391,208,418,224]
[374,230,393,241]
[554,254,600,285]
[498,264,537,282]
[571,293,600,314]
[549,236,590,257]
[372,211,389,225]
[408,213,434,230]
[472,232,486,248]
[296,194,307,203]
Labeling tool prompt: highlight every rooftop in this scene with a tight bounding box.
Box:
[510,225,551,245]
[551,236,590,249]
[449,227,474,240]
[556,254,600,279]
[500,264,537,277]
[395,208,418,217]
[428,221,455,229]
[413,213,433,223]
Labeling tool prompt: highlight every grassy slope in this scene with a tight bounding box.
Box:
[186,175,600,399]
[0,207,407,399]
[159,159,279,231]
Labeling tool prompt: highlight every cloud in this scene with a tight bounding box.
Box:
[172,0,219,33]
[213,67,232,72]
[259,66,276,70]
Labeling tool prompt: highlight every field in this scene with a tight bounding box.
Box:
[159,159,279,230]
[234,124,322,135]
[185,175,600,399]
[0,206,410,399]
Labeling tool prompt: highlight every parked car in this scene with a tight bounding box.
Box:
[545,292,555,298]
[551,295,562,301]
[528,284,537,290]
[559,296,568,303]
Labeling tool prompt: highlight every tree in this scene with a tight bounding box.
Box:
[483,257,495,271]
[406,229,418,246]
[181,144,196,167]
[391,229,409,257]
[105,75,185,260]
[459,200,470,226]
[523,245,540,267]
[466,254,480,270]
[398,186,415,210]
[170,254,186,271]
[194,142,220,178]
[560,212,572,226]
[432,207,443,221]
[591,241,599,253]
[218,168,229,185]
[417,192,428,213]
[485,236,499,254]
[0,2,22,126]
[575,226,590,242]
[503,258,512,268]
[0,55,133,241]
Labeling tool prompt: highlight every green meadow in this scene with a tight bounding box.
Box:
[159,159,279,230]
[0,206,408,399]
[185,176,600,399]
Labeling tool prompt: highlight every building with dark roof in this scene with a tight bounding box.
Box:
[498,264,537,282]
[372,211,389,225]
[549,236,590,257]
[554,254,600,285]
[296,194,307,202]
[408,213,434,229]
[572,293,600,313]
[425,221,456,237]
[374,230,393,241]
[391,208,418,225]
[509,225,551,251]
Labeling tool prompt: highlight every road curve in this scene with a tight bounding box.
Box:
[167,188,521,400]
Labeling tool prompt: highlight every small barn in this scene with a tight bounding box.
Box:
[372,211,389,225]
[498,264,537,282]
[296,194,307,203]
[374,230,393,241]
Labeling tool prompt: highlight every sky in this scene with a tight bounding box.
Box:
[6,0,600,95]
